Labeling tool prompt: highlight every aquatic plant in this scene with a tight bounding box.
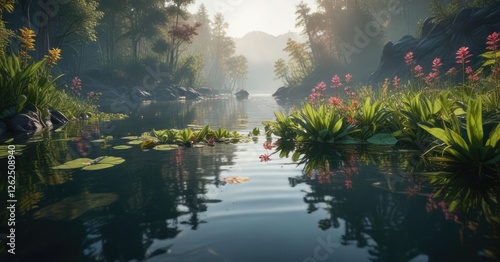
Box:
[419,98,500,172]
[353,97,390,141]
[52,156,126,171]
[290,103,354,143]
[263,111,297,141]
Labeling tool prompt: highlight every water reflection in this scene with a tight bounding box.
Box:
[273,141,500,261]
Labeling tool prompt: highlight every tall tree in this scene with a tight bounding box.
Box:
[165,0,195,69]
[207,12,235,88]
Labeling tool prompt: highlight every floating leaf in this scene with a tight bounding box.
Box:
[121,136,140,140]
[52,158,93,169]
[33,193,118,220]
[153,144,179,151]
[90,139,107,143]
[367,133,397,145]
[52,156,125,170]
[4,138,13,143]
[113,145,132,150]
[192,144,205,148]
[82,163,114,170]
[223,176,250,184]
[127,140,143,145]
[97,156,125,165]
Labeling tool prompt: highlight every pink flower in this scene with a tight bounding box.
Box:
[413,65,424,78]
[315,81,327,92]
[330,75,342,89]
[424,71,439,87]
[88,91,95,97]
[345,178,352,189]
[328,96,342,107]
[259,154,271,162]
[486,32,499,51]
[465,66,474,75]
[445,67,457,75]
[405,52,414,66]
[263,141,273,150]
[468,73,479,83]
[432,58,442,72]
[345,73,352,83]
[456,46,472,65]
[392,76,400,89]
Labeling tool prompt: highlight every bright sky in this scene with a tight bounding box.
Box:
[188,0,317,38]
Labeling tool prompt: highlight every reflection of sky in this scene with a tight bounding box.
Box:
[188,0,317,37]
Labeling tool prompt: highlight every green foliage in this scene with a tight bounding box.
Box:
[0,54,61,118]
[419,98,500,170]
[389,92,443,149]
[353,97,390,140]
[290,103,354,143]
[263,111,298,141]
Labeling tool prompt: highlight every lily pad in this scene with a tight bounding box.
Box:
[82,163,114,170]
[33,193,118,220]
[90,139,107,143]
[121,136,140,140]
[367,133,397,145]
[223,176,251,184]
[52,158,93,169]
[113,145,132,150]
[127,140,144,145]
[153,144,179,151]
[192,144,205,148]
[52,156,125,170]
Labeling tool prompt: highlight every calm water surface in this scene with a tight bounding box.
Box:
[1,96,498,262]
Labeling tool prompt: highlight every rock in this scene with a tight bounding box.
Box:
[235,90,249,100]
[368,5,500,84]
[185,88,202,100]
[50,110,69,126]
[7,106,45,133]
[155,85,179,101]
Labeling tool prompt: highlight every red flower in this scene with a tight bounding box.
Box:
[315,81,327,92]
[330,75,342,89]
[345,73,352,83]
[405,52,414,66]
[465,66,474,75]
[432,58,442,72]
[328,96,342,107]
[456,46,472,65]
[392,76,400,89]
[445,67,457,75]
[259,154,271,162]
[486,32,499,51]
[413,65,424,78]
[263,141,273,150]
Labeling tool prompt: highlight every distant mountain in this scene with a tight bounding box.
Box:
[232,31,304,94]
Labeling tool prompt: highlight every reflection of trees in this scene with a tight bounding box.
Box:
[136,98,248,130]
[9,119,239,260]
[280,142,500,261]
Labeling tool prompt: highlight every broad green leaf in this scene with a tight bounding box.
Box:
[113,145,132,150]
[98,156,125,165]
[82,163,114,171]
[52,158,93,169]
[153,144,179,151]
[127,140,143,145]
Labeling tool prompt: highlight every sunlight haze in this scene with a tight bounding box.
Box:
[189,0,317,37]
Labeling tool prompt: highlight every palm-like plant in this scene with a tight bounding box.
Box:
[262,111,297,141]
[353,97,390,140]
[390,92,443,149]
[419,98,500,172]
[290,103,353,143]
